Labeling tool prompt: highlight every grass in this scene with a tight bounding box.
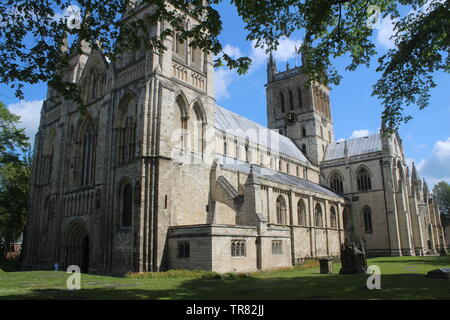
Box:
[0,255,448,300]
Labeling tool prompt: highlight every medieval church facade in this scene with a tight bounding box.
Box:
[22,2,446,274]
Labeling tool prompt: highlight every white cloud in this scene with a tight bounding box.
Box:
[376,16,397,50]
[251,37,303,68]
[414,137,450,188]
[7,100,43,147]
[376,0,445,50]
[214,68,235,100]
[215,37,302,101]
[350,129,370,139]
[222,45,242,59]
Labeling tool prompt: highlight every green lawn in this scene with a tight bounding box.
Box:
[0,255,448,300]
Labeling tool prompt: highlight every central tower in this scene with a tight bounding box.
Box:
[266,54,334,166]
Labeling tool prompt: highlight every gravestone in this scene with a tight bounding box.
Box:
[439,247,447,257]
[339,240,367,274]
[319,258,333,274]
[426,268,450,280]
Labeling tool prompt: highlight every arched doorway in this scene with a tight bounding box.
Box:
[62,220,90,273]
[81,235,90,273]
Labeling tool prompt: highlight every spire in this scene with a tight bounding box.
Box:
[411,162,418,181]
[245,164,259,185]
[380,117,386,135]
[423,178,429,199]
[267,51,277,82]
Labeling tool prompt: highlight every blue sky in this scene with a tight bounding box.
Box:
[1,1,449,187]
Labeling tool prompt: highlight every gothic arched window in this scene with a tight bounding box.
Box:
[191,102,205,155]
[330,171,344,193]
[302,144,307,155]
[298,87,303,109]
[276,195,287,225]
[362,205,373,233]
[298,200,307,226]
[315,203,323,227]
[289,90,294,110]
[122,183,133,227]
[280,92,285,113]
[116,96,137,165]
[80,121,97,186]
[330,206,337,229]
[357,167,372,191]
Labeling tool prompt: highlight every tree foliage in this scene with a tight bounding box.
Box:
[433,181,450,219]
[0,101,31,245]
[0,102,30,165]
[0,0,448,132]
[0,156,31,245]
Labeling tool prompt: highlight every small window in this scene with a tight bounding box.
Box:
[177,241,190,258]
[298,88,303,109]
[231,240,246,257]
[357,167,372,191]
[272,240,283,255]
[298,200,307,226]
[289,90,294,110]
[330,206,337,229]
[363,206,373,234]
[302,144,307,155]
[330,171,344,193]
[280,92,285,113]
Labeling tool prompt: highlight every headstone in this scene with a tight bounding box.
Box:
[439,247,447,257]
[426,268,450,280]
[339,240,367,274]
[319,258,333,274]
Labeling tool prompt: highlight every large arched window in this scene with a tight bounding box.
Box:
[330,171,344,193]
[174,94,188,152]
[191,102,205,155]
[280,92,285,113]
[122,183,133,227]
[276,195,287,225]
[315,203,323,227]
[80,121,97,186]
[289,90,294,110]
[362,205,373,233]
[357,167,372,191]
[116,96,137,165]
[330,206,337,229]
[297,87,303,109]
[297,199,307,226]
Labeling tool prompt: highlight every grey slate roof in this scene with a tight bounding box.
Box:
[324,134,382,161]
[219,157,342,199]
[215,106,310,165]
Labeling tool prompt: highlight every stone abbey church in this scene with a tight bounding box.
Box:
[22,2,446,274]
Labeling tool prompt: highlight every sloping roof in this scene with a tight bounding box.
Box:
[215,106,310,165]
[219,157,342,199]
[324,134,382,161]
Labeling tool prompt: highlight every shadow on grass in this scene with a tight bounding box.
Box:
[1,272,449,300]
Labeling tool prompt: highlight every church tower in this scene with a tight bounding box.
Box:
[266,53,334,166]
